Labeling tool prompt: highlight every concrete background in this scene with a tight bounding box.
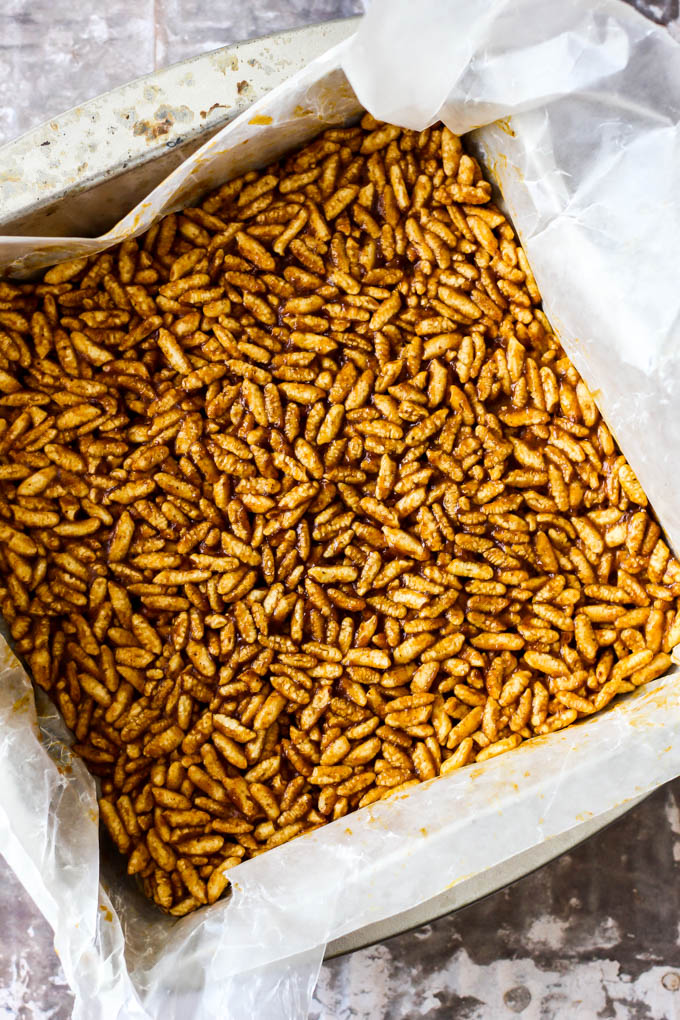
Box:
[2,1,680,1017]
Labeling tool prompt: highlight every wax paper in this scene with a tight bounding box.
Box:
[3,1,680,1018]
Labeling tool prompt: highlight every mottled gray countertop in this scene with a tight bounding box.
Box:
[3,1,680,1018]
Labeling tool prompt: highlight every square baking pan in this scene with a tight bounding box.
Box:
[0,17,644,958]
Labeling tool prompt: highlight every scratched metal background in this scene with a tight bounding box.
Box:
[2,1,680,1018]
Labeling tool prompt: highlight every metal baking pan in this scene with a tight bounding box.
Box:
[0,17,643,959]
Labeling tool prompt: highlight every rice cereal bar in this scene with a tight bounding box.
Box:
[0,113,677,915]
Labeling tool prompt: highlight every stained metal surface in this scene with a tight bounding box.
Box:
[315,780,680,1019]
[0,18,357,237]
